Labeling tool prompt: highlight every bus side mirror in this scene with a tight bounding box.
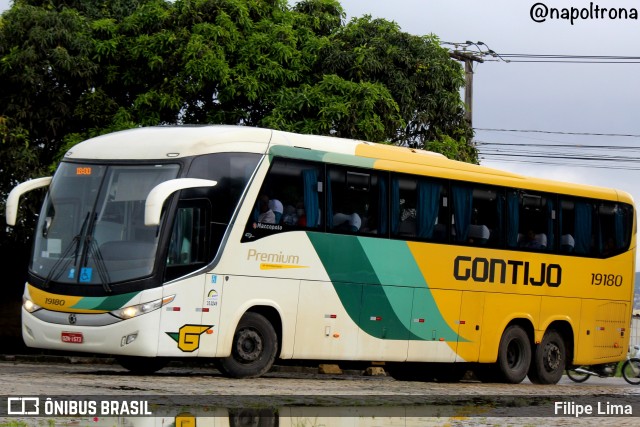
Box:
[144,178,217,226]
[5,177,53,226]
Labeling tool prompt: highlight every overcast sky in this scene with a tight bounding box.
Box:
[336,0,640,267]
[2,0,640,264]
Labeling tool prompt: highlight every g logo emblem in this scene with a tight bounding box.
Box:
[166,324,212,352]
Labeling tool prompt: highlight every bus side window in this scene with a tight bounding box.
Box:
[167,202,209,268]
[597,202,633,257]
[560,198,596,255]
[451,184,499,247]
[244,158,324,240]
[516,192,555,252]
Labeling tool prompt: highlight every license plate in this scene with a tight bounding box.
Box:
[61,332,83,344]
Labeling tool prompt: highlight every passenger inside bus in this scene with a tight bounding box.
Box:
[268,199,283,224]
[333,212,362,232]
[257,194,275,224]
[519,229,546,249]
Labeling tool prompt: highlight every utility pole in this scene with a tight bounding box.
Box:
[449,51,484,128]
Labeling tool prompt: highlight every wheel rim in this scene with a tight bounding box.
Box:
[234,328,263,363]
[507,339,525,369]
[543,342,562,372]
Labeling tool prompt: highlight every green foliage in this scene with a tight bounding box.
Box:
[0,0,477,240]
[263,74,404,142]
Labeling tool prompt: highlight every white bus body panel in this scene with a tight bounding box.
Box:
[22,287,164,356]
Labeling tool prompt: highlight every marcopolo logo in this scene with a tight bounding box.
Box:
[453,255,562,287]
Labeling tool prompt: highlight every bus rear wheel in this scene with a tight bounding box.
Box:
[528,329,565,384]
[218,312,278,379]
[496,325,531,383]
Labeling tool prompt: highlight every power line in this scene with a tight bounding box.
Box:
[478,142,640,150]
[497,53,640,64]
[475,137,640,171]
[475,128,640,138]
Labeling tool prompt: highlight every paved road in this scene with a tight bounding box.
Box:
[0,359,639,426]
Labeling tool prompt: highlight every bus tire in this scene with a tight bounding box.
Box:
[116,356,168,374]
[528,329,565,384]
[496,325,531,384]
[218,312,278,379]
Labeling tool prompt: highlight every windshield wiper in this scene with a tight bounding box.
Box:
[81,212,112,293]
[86,238,112,293]
[42,212,90,288]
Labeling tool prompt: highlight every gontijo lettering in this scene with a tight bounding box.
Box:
[454,255,562,287]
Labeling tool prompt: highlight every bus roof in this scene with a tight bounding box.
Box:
[63,125,633,204]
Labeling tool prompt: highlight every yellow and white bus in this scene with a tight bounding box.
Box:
[6,126,636,384]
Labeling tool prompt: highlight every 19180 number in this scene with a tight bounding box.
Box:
[591,273,623,287]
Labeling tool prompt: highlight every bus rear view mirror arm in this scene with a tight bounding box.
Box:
[145,178,217,226]
[6,177,53,226]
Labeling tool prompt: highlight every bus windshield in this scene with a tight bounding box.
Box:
[31,162,180,286]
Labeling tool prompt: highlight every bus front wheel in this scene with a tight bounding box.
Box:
[497,325,531,383]
[218,312,278,379]
[528,329,565,384]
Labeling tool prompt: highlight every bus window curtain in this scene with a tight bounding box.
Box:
[303,169,319,228]
[546,199,555,251]
[378,176,388,235]
[326,173,333,229]
[614,206,625,249]
[417,181,441,239]
[506,191,519,248]
[391,177,400,234]
[496,193,504,244]
[452,185,473,243]
[574,201,592,254]
[253,202,260,222]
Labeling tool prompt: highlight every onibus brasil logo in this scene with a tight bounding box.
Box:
[166,324,213,352]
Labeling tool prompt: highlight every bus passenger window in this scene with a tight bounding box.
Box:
[597,202,633,257]
[559,199,596,255]
[451,185,500,247]
[515,192,555,252]
[243,158,324,241]
[390,174,446,242]
[328,167,385,236]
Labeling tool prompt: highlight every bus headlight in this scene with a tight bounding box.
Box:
[23,297,42,313]
[110,295,175,320]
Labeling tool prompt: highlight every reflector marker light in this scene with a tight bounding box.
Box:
[324,314,337,319]
[196,308,210,313]
[166,307,181,311]
[413,318,425,323]
[370,316,382,321]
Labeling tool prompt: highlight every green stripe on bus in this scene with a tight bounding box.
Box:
[72,291,140,311]
[307,233,461,342]
[269,146,376,169]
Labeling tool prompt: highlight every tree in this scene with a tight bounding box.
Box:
[1,0,477,230]
[317,14,475,159]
